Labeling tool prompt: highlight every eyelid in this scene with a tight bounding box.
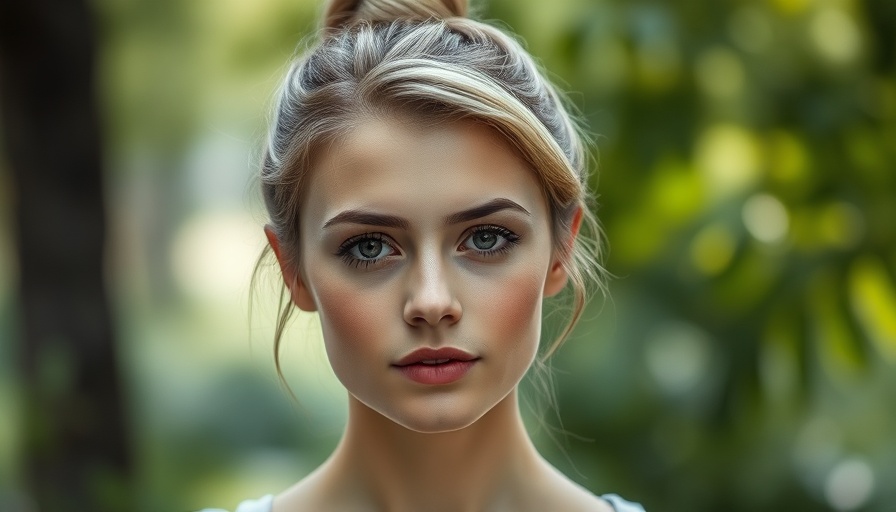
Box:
[459,224,521,256]
[335,232,389,255]
[335,232,402,269]
[464,224,520,241]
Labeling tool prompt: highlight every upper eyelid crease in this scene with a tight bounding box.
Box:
[322,198,531,230]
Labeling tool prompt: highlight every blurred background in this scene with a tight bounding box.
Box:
[0,0,894,510]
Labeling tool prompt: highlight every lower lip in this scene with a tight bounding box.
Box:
[395,360,477,385]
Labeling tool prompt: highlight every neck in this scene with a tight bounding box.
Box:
[328,389,544,512]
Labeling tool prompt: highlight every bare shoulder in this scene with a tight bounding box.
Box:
[548,479,617,512]
[518,465,617,512]
[273,469,363,512]
[272,475,333,512]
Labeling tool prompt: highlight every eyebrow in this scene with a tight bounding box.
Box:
[444,197,530,225]
[322,198,530,230]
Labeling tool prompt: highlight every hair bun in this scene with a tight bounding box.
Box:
[324,0,467,31]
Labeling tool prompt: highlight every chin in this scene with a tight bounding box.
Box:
[391,413,480,434]
[370,394,493,434]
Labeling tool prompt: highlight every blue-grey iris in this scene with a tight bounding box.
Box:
[472,231,497,250]
[359,239,382,258]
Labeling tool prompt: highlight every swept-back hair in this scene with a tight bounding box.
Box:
[257,0,606,381]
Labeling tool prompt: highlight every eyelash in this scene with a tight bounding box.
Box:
[334,225,522,269]
[335,232,396,269]
[462,225,521,258]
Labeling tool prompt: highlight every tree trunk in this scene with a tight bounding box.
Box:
[0,1,133,510]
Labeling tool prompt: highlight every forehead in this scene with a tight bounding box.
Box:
[303,117,547,225]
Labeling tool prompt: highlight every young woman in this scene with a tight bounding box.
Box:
[204,0,645,510]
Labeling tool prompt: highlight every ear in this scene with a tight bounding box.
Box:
[543,207,583,298]
[264,225,317,312]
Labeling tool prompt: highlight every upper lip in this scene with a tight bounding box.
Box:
[393,347,479,366]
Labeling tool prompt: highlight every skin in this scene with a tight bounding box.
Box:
[266,116,612,512]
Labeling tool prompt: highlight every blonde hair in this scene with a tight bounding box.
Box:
[257,0,605,382]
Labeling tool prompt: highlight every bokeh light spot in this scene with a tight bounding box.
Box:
[648,159,705,224]
[170,211,266,303]
[696,124,762,200]
[695,46,745,99]
[742,193,790,244]
[645,322,712,395]
[824,458,875,511]
[690,223,737,276]
[809,7,861,65]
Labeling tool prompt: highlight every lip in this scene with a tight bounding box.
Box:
[392,347,479,385]
[393,347,478,366]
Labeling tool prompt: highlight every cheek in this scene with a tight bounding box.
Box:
[312,277,388,367]
[476,264,546,350]
[498,279,542,334]
[469,264,546,394]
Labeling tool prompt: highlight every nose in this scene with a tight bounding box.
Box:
[403,253,462,327]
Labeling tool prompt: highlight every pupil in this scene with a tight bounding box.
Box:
[359,240,382,258]
[473,232,497,250]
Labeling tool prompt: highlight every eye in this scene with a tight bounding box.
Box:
[336,233,398,268]
[459,225,521,257]
[470,230,498,250]
[356,238,387,259]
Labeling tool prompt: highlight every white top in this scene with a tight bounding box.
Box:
[201,492,646,511]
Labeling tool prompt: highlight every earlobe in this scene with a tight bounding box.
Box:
[264,225,318,312]
[543,207,583,298]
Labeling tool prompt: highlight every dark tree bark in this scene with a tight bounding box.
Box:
[0,1,133,510]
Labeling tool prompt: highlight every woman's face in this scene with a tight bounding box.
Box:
[285,116,569,433]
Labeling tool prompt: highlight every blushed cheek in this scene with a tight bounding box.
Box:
[484,269,545,355]
[313,281,384,373]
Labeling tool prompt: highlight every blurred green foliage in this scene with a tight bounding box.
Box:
[1,0,894,511]
[490,0,896,510]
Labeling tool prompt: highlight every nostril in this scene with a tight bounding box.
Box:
[403,296,462,327]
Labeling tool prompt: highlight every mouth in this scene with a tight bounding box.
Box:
[393,347,480,385]
[393,347,478,367]
[418,358,452,365]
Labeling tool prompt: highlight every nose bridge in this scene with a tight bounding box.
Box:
[404,245,460,326]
